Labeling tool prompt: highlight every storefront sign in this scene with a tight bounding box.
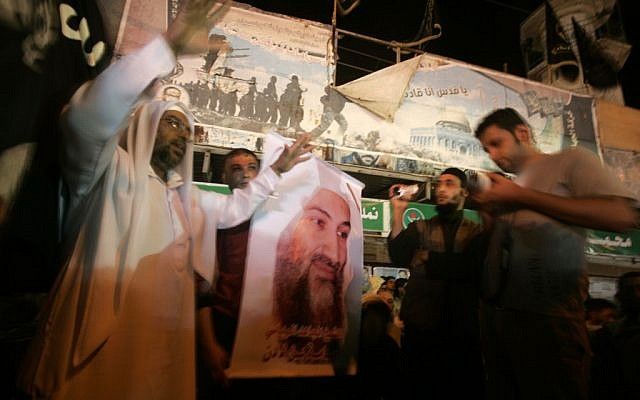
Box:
[361,199,389,233]
[586,229,640,257]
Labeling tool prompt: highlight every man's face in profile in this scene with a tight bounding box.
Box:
[274,189,351,328]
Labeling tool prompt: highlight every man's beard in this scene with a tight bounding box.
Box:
[436,202,458,216]
[152,139,186,172]
[273,252,344,329]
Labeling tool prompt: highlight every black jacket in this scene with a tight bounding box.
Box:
[388,212,484,336]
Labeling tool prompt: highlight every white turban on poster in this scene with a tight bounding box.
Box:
[229,133,364,378]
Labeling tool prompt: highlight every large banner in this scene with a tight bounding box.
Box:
[332,54,600,173]
[229,133,363,377]
[114,1,601,177]
[188,47,600,175]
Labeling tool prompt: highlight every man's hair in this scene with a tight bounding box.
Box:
[440,167,467,189]
[222,148,258,169]
[584,297,616,313]
[474,107,528,139]
[617,271,640,295]
[617,271,640,290]
[615,271,640,315]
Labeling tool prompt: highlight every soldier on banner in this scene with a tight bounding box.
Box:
[310,85,348,139]
[278,75,304,130]
[264,76,279,123]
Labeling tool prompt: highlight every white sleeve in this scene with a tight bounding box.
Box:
[61,36,176,197]
[216,167,281,228]
[192,167,281,284]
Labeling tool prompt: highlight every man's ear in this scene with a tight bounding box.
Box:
[514,124,531,143]
[221,170,227,185]
[461,188,469,198]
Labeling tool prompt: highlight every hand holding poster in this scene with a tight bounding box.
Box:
[229,132,364,378]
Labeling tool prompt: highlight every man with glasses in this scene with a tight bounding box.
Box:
[18,1,310,399]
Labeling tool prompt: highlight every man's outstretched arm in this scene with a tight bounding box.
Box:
[61,0,231,197]
[475,173,637,232]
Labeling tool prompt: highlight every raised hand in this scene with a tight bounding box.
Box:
[472,172,522,206]
[388,184,411,214]
[270,133,314,175]
[164,0,232,55]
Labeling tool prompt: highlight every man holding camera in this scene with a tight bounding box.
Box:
[474,108,637,400]
[387,167,485,399]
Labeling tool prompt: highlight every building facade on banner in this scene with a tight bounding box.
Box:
[409,108,484,162]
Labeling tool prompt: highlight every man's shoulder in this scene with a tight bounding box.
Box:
[549,146,601,168]
[461,215,481,227]
[411,217,434,229]
[459,215,483,237]
[191,185,228,206]
[217,219,251,234]
[425,214,477,226]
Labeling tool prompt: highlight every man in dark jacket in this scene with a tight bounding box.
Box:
[387,168,485,399]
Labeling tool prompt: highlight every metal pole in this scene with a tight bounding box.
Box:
[336,27,440,60]
[331,0,338,85]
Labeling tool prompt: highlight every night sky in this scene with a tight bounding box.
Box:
[242,0,639,109]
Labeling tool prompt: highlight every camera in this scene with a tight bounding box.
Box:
[466,170,491,193]
[393,184,420,199]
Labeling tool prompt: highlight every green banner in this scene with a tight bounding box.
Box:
[586,229,640,257]
[361,199,388,233]
[195,182,231,194]
[400,202,481,229]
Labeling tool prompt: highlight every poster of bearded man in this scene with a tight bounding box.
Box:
[228,132,363,378]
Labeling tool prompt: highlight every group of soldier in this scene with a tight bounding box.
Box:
[182,73,304,130]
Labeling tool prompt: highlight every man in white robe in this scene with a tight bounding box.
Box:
[17,1,311,399]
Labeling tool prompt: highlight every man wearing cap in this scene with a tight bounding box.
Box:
[17,1,310,399]
[387,168,485,399]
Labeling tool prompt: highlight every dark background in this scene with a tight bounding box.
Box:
[242,0,639,109]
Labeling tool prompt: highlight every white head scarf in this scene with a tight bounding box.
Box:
[21,100,196,395]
